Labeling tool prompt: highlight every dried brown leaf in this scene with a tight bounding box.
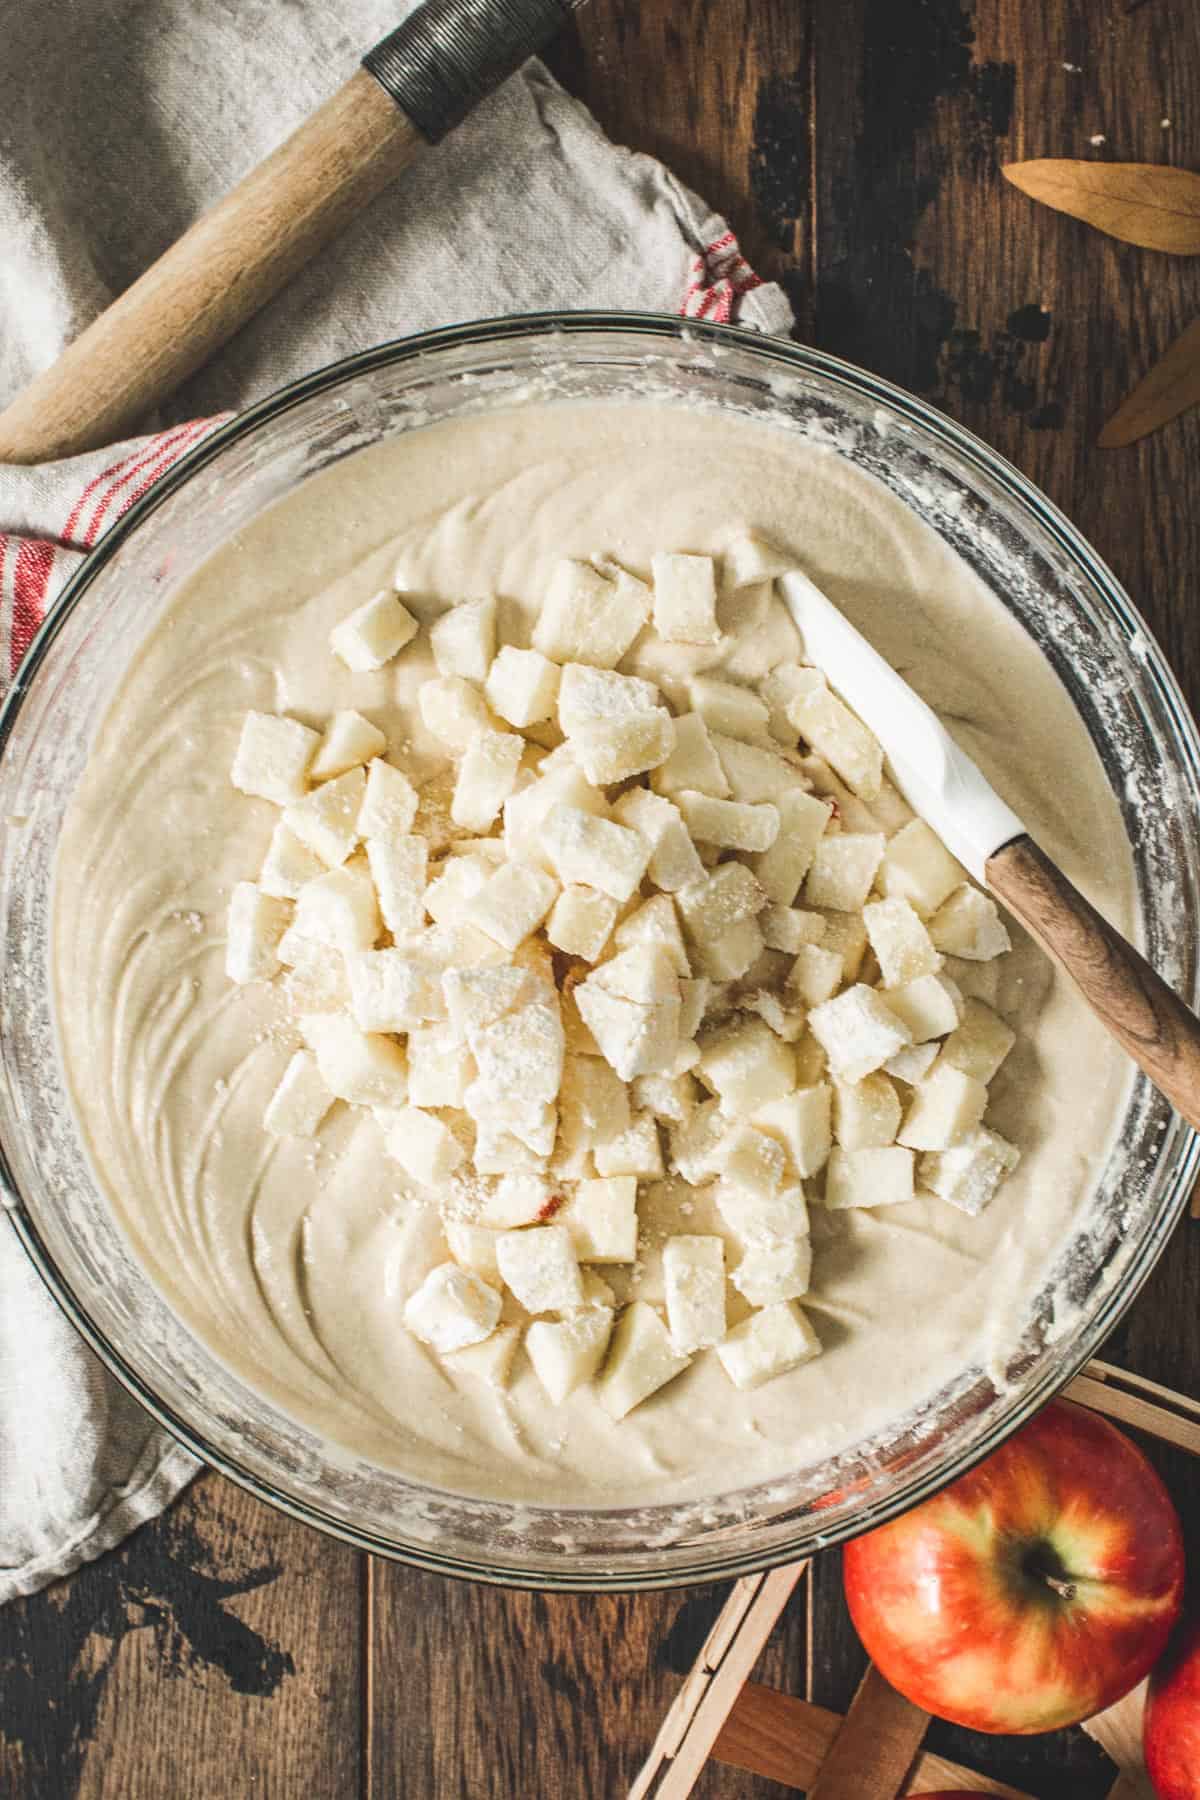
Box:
[1100,318,1200,447]
[1003,160,1200,253]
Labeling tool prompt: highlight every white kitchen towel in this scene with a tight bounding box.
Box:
[0,1,792,1602]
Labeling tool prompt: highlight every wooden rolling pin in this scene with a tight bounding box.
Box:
[0,0,583,464]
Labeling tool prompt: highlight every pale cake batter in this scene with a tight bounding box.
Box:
[51,403,1135,1506]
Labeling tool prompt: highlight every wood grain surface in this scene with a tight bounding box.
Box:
[3,2,1198,1795]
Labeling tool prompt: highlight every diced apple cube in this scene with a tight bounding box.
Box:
[557,664,660,733]
[717,1123,787,1199]
[723,531,793,589]
[347,949,443,1032]
[751,789,834,905]
[562,1175,639,1263]
[263,1049,333,1137]
[693,915,765,982]
[650,713,730,800]
[898,1064,988,1151]
[443,1322,520,1387]
[384,1107,466,1186]
[471,1001,565,1105]
[880,819,964,917]
[752,1084,832,1180]
[833,1073,901,1150]
[814,912,867,985]
[284,766,367,869]
[419,675,493,750]
[677,862,764,946]
[717,1301,821,1390]
[920,1126,1020,1216]
[533,560,648,668]
[596,1301,690,1418]
[526,1309,613,1403]
[231,710,319,806]
[423,853,490,926]
[593,1112,664,1179]
[405,1262,501,1353]
[808,984,910,1082]
[762,905,826,953]
[929,885,1012,961]
[405,1023,474,1109]
[358,760,419,839]
[474,1172,557,1229]
[560,1055,632,1146]
[614,896,690,978]
[668,1099,726,1184]
[443,964,532,1037]
[310,710,386,783]
[300,1012,408,1107]
[485,646,560,728]
[677,977,712,1042]
[461,861,559,951]
[593,944,680,1004]
[756,664,807,746]
[451,729,523,833]
[543,884,615,962]
[504,764,606,869]
[785,668,883,800]
[863,896,942,987]
[823,1145,914,1209]
[483,1092,558,1158]
[744,991,806,1043]
[938,997,1016,1083]
[331,590,418,672]
[365,836,427,937]
[716,1182,810,1244]
[259,821,325,901]
[662,1236,726,1354]
[651,551,720,644]
[689,676,770,741]
[678,793,779,853]
[884,1041,940,1085]
[803,832,885,913]
[496,1224,583,1314]
[225,882,289,984]
[574,984,680,1081]
[885,972,964,1043]
[711,734,800,804]
[278,935,351,1014]
[429,596,496,683]
[611,786,707,892]
[293,862,380,952]
[732,1238,812,1307]
[788,943,843,1007]
[632,1072,697,1123]
[541,803,651,902]
[572,713,676,785]
[699,1018,796,1112]
[472,1126,547,1176]
[792,1032,828,1088]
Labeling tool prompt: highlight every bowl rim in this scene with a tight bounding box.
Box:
[2,308,1198,1591]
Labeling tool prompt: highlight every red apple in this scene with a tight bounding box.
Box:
[843,1400,1184,1734]
[1145,1610,1200,1798]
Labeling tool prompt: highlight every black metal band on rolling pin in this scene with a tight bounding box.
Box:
[363,0,583,143]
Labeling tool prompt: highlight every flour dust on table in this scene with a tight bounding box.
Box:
[52,403,1133,1507]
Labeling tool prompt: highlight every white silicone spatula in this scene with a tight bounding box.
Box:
[779,568,1200,1131]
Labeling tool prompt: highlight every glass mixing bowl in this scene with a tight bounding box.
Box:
[1,314,1197,1590]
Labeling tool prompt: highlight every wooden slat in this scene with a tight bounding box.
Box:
[808,1666,929,1800]
[0,1470,362,1797]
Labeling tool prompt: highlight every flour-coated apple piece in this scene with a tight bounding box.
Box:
[814,910,868,983]
[743,990,807,1044]
[418,675,494,750]
[292,860,380,954]
[345,948,443,1033]
[225,881,290,984]
[365,835,427,938]
[384,1106,466,1186]
[732,1237,813,1307]
[676,976,711,1042]
[928,885,1012,962]
[427,596,496,684]
[541,803,652,903]
[612,894,690,977]
[668,1098,727,1185]
[610,786,707,891]
[833,1072,901,1150]
[592,944,681,1004]
[421,852,491,927]
[541,883,614,963]
[559,1054,631,1149]
[560,1176,638,1263]
[405,1022,474,1109]
[284,765,367,868]
[464,1081,557,1156]
[788,943,843,1008]
[533,559,649,668]
[450,728,523,834]
[862,896,943,987]
[574,983,681,1082]
[884,971,964,1043]
[688,675,770,742]
[785,667,883,800]
[462,860,559,952]
[750,788,834,905]
[651,551,720,645]
[752,1084,832,1180]
[570,712,677,785]
[662,1235,726,1355]
[761,904,826,953]
[723,531,793,590]
[470,1000,565,1105]
[484,645,561,729]
[693,914,765,982]
[472,1124,548,1176]
[596,1301,691,1418]
[937,996,1016,1084]
[230,710,320,806]
[919,1126,1020,1217]
[711,733,802,804]
[883,1040,940,1086]
[263,1049,333,1137]
[299,1012,408,1108]
[526,1309,614,1404]
[496,1224,584,1315]
[443,1322,520,1388]
[897,1064,988,1152]
[278,935,352,1016]
[676,861,764,946]
[650,712,730,800]
[259,820,325,901]
[715,1181,810,1244]
[503,763,605,869]
[677,792,779,854]
[808,984,910,1083]
[802,831,885,913]
[330,589,418,672]
[405,1262,501,1353]
[716,1123,787,1200]
[823,1144,915,1209]
[631,1072,698,1124]
[309,710,387,783]
[592,1112,664,1180]
[442,964,534,1038]
[698,1017,796,1114]
[756,664,808,747]
[474,1172,558,1229]
[879,818,965,917]
[556,663,661,733]
[357,759,419,839]
[716,1301,822,1390]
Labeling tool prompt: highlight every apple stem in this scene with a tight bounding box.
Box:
[1044,1573,1077,1602]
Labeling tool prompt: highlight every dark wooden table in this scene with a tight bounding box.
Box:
[3,3,1198,1794]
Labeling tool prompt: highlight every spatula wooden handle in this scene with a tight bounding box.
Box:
[0,69,421,464]
[987,835,1200,1131]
